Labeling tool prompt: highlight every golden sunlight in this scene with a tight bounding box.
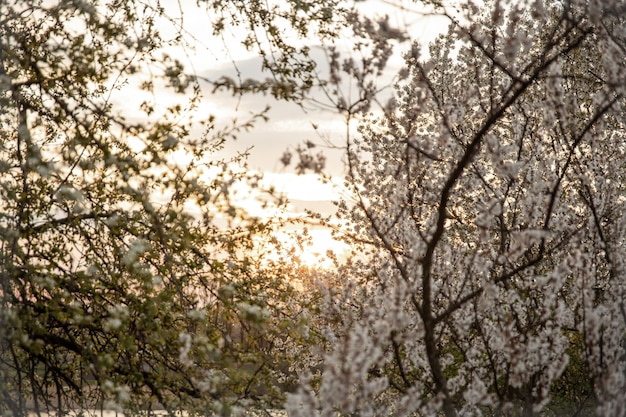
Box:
[263,228,349,270]
[295,228,349,269]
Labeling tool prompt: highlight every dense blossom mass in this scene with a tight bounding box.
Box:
[286,0,626,416]
[1,0,626,416]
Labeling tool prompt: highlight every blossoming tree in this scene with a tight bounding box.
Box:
[287,0,626,415]
[0,0,344,415]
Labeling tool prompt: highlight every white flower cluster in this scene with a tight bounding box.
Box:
[103,304,129,332]
[122,238,151,266]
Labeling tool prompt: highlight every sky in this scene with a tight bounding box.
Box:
[191,1,448,186]
[121,0,451,266]
[199,2,449,175]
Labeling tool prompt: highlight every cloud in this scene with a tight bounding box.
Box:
[261,172,345,202]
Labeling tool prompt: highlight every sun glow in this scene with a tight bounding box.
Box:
[255,173,352,270]
[263,228,350,270]
[296,228,350,269]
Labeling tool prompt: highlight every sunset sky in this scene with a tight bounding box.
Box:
[116,0,451,265]
[203,3,447,192]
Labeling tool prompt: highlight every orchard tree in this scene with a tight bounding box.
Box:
[287,0,626,416]
[0,0,348,415]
